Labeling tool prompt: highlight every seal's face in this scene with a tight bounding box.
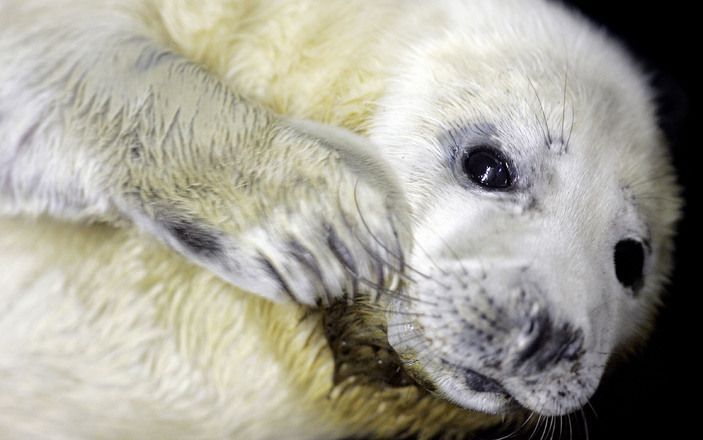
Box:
[368,12,680,417]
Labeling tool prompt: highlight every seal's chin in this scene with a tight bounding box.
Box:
[436,378,513,415]
[390,343,519,415]
[419,367,516,415]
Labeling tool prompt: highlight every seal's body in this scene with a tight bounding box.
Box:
[0,0,680,438]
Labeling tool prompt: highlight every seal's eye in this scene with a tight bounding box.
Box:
[462,148,512,189]
[614,239,645,292]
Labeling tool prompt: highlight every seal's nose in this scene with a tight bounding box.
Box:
[513,307,584,370]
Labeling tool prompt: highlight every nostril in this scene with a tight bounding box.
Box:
[515,310,551,364]
[614,239,645,291]
[560,328,584,362]
[514,311,584,368]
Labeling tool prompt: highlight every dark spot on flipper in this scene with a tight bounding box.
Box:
[288,240,330,305]
[326,226,358,275]
[326,225,358,301]
[161,216,224,258]
[257,254,300,303]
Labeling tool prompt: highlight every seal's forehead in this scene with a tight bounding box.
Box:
[395,20,658,160]
[431,64,661,168]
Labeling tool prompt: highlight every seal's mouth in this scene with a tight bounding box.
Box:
[321,299,516,408]
[461,367,509,396]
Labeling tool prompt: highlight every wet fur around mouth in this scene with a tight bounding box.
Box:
[323,298,419,390]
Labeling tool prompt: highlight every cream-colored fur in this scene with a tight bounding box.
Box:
[0,0,409,307]
[0,0,680,438]
[0,218,498,439]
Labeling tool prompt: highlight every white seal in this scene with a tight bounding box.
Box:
[0,0,681,437]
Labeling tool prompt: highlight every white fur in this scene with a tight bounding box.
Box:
[0,0,680,438]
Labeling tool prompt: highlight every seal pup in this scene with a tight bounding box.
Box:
[0,0,681,438]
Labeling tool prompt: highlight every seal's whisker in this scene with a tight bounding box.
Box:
[540,416,550,440]
[518,411,537,440]
[351,181,432,281]
[364,304,441,319]
[373,255,386,303]
[385,320,419,329]
[628,171,677,189]
[500,411,532,440]
[566,98,576,152]
[561,65,568,144]
[557,409,564,440]
[408,343,447,367]
[331,209,415,304]
[580,408,590,440]
[491,412,530,440]
[398,333,447,360]
[585,400,599,420]
[337,185,419,286]
[417,221,482,285]
[541,415,551,440]
[526,76,552,145]
[355,276,438,306]
[388,214,409,278]
[353,180,416,272]
[527,414,543,440]
[412,237,451,277]
[488,423,521,440]
[636,194,681,203]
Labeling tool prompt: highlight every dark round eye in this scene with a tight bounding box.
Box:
[462,148,512,189]
[614,239,645,291]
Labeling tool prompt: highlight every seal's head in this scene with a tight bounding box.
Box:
[364,0,681,417]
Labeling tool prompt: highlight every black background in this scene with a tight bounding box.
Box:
[524,1,698,439]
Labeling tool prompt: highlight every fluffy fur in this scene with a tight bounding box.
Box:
[0,0,680,438]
